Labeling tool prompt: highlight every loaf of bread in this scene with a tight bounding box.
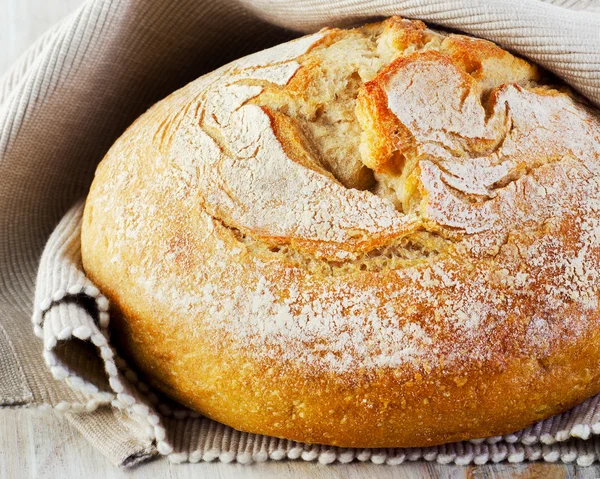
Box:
[81,16,600,448]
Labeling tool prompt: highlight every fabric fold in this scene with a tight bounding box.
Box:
[35,202,174,457]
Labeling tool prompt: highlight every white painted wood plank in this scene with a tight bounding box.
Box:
[0,409,593,479]
[0,0,83,75]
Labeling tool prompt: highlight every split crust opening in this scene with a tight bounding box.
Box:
[197,16,580,273]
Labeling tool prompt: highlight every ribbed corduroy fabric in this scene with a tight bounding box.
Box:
[2,0,600,467]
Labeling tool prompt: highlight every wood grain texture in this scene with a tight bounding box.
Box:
[0,0,598,478]
[0,410,594,479]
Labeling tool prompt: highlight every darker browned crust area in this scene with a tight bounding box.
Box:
[108,296,600,448]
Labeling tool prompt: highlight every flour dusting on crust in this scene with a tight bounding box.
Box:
[85,17,600,378]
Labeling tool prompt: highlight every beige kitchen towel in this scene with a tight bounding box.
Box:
[2,0,600,468]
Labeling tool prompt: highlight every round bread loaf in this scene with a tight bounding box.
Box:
[81,16,600,448]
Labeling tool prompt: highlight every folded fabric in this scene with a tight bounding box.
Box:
[2,0,600,467]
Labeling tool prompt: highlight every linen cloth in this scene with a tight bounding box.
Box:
[2,0,600,467]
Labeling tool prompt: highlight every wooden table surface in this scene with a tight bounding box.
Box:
[1,0,599,477]
[0,409,594,479]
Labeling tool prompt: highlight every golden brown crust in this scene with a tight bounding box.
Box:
[82,17,600,447]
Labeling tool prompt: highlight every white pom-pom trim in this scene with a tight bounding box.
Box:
[52,289,66,302]
[72,325,92,340]
[543,450,560,462]
[219,451,236,463]
[507,450,525,463]
[96,296,109,311]
[570,424,591,440]
[385,454,406,466]
[168,453,188,464]
[318,450,337,464]
[454,454,474,466]
[39,298,52,311]
[287,447,302,460]
[157,441,173,455]
[67,285,84,295]
[370,451,387,464]
[436,453,455,464]
[236,452,252,464]
[188,451,203,463]
[269,449,286,461]
[577,454,596,467]
[83,285,100,297]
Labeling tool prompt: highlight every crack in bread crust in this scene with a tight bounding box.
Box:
[229,221,450,276]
